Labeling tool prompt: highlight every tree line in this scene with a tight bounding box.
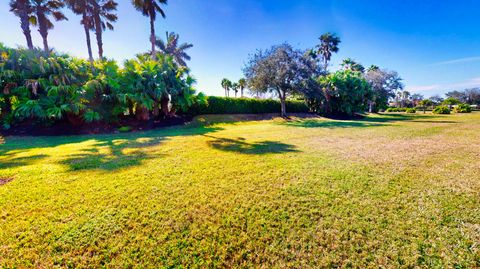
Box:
[8,0,193,66]
[1,1,206,130]
[240,33,404,117]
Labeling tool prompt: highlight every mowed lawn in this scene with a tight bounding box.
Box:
[1,113,479,268]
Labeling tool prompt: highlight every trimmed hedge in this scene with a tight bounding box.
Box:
[187,96,309,115]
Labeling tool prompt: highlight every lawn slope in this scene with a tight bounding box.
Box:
[1,113,479,267]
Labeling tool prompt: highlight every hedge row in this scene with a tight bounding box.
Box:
[187,96,309,115]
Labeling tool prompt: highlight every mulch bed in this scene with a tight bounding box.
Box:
[0,116,192,137]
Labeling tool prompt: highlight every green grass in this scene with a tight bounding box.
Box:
[1,113,479,267]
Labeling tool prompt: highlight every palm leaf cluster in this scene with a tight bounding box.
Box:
[0,44,203,129]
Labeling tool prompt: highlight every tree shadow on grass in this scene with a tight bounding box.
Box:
[282,113,450,129]
[0,154,48,169]
[204,135,299,155]
[1,126,224,172]
[283,119,385,128]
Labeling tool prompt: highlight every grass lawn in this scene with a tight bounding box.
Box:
[1,112,479,267]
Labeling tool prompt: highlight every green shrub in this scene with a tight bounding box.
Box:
[432,106,451,114]
[386,107,408,112]
[118,126,132,132]
[453,103,472,113]
[187,96,309,115]
[406,108,416,113]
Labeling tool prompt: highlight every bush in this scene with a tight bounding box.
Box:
[406,108,416,113]
[386,107,408,112]
[187,96,309,115]
[432,106,451,114]
[454,103,472,113]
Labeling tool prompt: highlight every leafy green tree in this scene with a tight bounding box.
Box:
[155,32,193,67]
[31,0,68,52]
[238,78,246,97]
[244,44,315,117]
[9,0,35,50]
[442,97,460,109]
[132,0,167,57]
[364,68,403,112]
[419,99,433,113]
[316,70,372,116]
[315,32,341,71]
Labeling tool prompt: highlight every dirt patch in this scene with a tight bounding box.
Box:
[0,177,13,186]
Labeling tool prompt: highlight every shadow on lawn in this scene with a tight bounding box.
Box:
[205,135,299,155]
[0,125,223,171]
[282,113,448,128]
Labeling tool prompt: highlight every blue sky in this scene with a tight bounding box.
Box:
[1,0,480,97]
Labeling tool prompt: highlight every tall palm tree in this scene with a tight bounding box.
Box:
[65,0,94,66]
[31,0,67,52]
[221,78,231,97]
[238,78,246,97]
[132,0,167,58]
[316,32,341,71]
[232,82,239,98]
[91,0,118,59]
[341,58,365,73]
[9,0,34,50]
[155,31,193,67]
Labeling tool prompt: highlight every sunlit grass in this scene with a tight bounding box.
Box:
[1,112,479,267]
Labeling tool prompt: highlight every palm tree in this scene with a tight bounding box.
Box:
[91,0,118,59]
[238,78,246,97]
[155,31,193,66]
[31,0,67,52]
[341,58,365,73]
[65,0,94,66]
[232,82,239,98]
[367,65,379,72]
[9,0,34,49]
[132,0,167,58]
[316,32,341,71]
[221,78,231,97]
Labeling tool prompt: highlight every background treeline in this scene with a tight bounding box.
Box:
[0,44,205,129]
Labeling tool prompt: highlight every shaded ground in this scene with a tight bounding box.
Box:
[0,112,479,267]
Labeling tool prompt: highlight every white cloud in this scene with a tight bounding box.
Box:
[430,56,480,66]
[407,77,480,93]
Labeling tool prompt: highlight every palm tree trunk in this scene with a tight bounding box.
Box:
[37,12,49,52]
[83,13,94,69]
[241,88,244,97]
[150,15,156,58]
[40,29,49,52]
[20,12,33,49]
[94,14,103,59]
[161,95,170,116]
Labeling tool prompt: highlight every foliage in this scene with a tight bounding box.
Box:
[364,68,403,112]
[313,32,341,71]
[155,31,193,67]
[244,43,316,117]
[309,70,372,116]
[405,108,416,113]
[432,105,451,114]
[453,103,472,113]
[187,96,309,115]
[442,97,460,108]
[0,44,203,129]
